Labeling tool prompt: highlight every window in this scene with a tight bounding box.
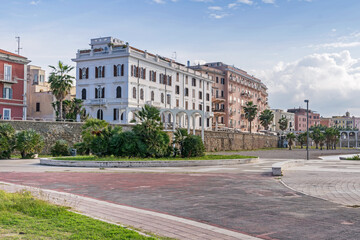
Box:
[176,99,179,107]
[151,91,154,101]
[95,66,105,78]
[81,89,87,100]
[131,65,140,77]
[80,68,88,79]
[193,103,195,110]
[113,108,119,121]
[176,73,179,82]
[34,74,38,84]
[185,101,188,110]
[206,93,210,101]
[116,86,122,98]
[185,76,188,85]
[120,113,124,121]
[95,87,105,98]
[216,90,219,98]
[114,64,124,77]
[3,108,11,120]
[199,104,202,111]
[2,87,12,99]
[4,65,11,81]
[199,80,202,88]
[149,70,156,82]
[192,78,196,87]
[161,93,164,103]
[40,75,45,83]
[175,85,180,95]
[97,109,103,120]
[221,78,225,84]
[199,91,202,100]
[216,77,219,83]
[36,102,40,112]
[199,117,202,127]
[221,90,224,97]
[167,94,171,105]
[185,88,189,96]
[140,89,144,100]
[133,87,136,99]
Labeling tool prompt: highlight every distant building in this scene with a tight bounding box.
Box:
[0,49,30,120]
[27,65,75,120]
[287,108,320,132]
[329,112,360,130]
[270,109,295,132]
[72,37,213,138]
[320,117,334,128]
[191,62,268,132]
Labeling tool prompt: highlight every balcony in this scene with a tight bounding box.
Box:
[212,108,226,115]
[229,110,235,116]
[212,96,225,103]
[0,74,18,84]
[229,100,236,105]
[86,99,107,106]
[229,87,236,93]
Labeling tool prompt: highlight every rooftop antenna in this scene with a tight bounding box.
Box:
[172,51,177,60]
[15,36,22,55]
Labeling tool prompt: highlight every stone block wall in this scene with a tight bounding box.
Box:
[1,120,278,154]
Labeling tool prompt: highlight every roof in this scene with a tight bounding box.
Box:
[0,49,27,59]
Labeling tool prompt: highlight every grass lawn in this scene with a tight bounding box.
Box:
[0,190,158,240]
[345,155,360,160]
[53,154,256,161]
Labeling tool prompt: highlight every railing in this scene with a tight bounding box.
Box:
[87,99,107,105]
[0,74,18,84]
[212,108,225,113]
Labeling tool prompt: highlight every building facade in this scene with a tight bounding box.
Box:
[0,49,30,120]
[287,108,320,132]
[191,62,268,132]
[26,65,76,120]
[270,109,295,132]
[73,37,213,137]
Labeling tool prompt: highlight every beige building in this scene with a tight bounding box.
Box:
[27,65,75,120]
[270,109,295,132]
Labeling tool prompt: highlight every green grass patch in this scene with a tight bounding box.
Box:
[53,154,256,161]
[0,190,156,239]
[345,155,360,160]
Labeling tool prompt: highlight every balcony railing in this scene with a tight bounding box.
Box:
[229,88,236,93]
[0,74,18,84]
[86,99,107,106]
[213,108,225,113]
[212,96,225,103]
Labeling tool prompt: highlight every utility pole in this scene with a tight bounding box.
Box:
[15,36,22,55]
[304,99,309,160]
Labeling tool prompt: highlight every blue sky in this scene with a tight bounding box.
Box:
[1,0,360,116]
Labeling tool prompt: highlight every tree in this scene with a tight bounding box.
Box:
[286,132,296,150]
[243,101,258,133]
[15,129,44,159]
[324,128,333,150]
[278,116,288,132]
[319,133,326,150]
[132,105,170,157]
[48,61,74,120]
[0,123,16,159]
[173,128,189,157]
[297,132,307,149]
[52,98,84,121]
[259,109,274,130]
[311,127,322,149]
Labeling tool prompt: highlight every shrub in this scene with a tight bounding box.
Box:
[181,135,205,158]
[110,131,147,158]
[73,142,88,156]
[89,126,122,157]
[50,140,70,157]
[0,123,16,159]
[80,118,109,154]
[15,129,44,159]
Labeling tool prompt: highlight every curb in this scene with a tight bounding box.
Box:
[272,160,305,176]
[40,157,259,168]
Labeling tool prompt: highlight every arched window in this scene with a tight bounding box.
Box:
[81,89,86,100]
[97,109,103,120]
[120,113,124,121]
[151,91,154,101]
[161,93,164,103]
[121,64,124,76]
[133,87,136,99]
[101,87,105,98]
[116,86,122,98]
[140,89,144,100]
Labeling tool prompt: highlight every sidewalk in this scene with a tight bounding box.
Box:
[0,181,260,240]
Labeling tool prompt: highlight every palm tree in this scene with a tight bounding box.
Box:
[259,109,274,130]
[48,61,74,120]
[297,132,307,149]
[319,133,326,150]
[278,117,288,132]
[311,127,322,149]
[286,132,296,150]
[243,101,258,133]
[173,128,189,156]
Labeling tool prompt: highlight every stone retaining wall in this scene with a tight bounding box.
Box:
[1,120,278,154]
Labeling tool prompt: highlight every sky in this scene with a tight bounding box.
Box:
[1,0,360,117]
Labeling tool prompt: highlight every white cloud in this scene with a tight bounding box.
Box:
[153,0,166,3]
[30,0,40,5]
[208,6,223,11]
[311,41,360,49]
[262,0,275,3]
[237,0,253,5]
[228,3,237,8]
[255,51,360,116]
[210,13,228,19]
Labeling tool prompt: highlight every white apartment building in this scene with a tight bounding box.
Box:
[72,37,213,139]
[270,109,295,132]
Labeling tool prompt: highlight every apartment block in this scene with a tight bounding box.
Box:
[287,108,320,131]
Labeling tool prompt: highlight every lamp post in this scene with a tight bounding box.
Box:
[304,99,309,160]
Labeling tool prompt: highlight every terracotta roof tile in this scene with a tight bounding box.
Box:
[0,49,27,59]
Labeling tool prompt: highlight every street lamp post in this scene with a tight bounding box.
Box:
[304,99,309,160]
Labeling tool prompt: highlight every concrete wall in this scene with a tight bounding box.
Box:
[1,120,277,154]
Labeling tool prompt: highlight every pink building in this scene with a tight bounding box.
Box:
[191,62,268,132]
[287,108,320,132]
